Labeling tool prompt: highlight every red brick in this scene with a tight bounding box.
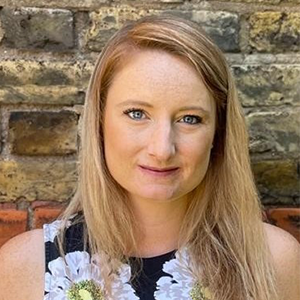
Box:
[0,210,28,247]
[0,203,17,210]
[266,208,300,243]
[31,200,65,210]
[33,207,64,229]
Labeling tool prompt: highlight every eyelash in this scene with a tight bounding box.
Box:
[123,108,147,120]
[122,108,203,125]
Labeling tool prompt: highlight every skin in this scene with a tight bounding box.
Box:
[103,50,216,256]
[0,50,299,299]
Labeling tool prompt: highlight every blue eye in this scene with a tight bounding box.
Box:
[180,115,202,125]
[123,108,146,120]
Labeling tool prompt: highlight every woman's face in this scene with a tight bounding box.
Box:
[103,49,216,203]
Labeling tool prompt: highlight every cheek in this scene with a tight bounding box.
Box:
[181,136,213,174]
[104,118,122,169]
[104,119,137,169]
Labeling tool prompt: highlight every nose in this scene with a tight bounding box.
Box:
[147,121,176,162]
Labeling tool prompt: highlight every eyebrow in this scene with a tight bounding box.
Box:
[117,100,211,116]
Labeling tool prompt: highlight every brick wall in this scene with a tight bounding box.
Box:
[0,0,299,246]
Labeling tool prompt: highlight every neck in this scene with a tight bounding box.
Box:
[128,195,188,257]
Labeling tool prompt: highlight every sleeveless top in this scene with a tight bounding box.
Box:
[43,215,212,300]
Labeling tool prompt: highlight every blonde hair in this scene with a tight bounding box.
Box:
[60,15,278,300]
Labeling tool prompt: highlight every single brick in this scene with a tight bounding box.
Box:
[157,0,183,2]
[252,160,299,205]
[33,206,64,229]
[0,0,109,9]
[0,7,74,50]
[234,65,300,107]
[151,9,239,52]
[191,10,239,52]
[0,209,28,247]
[0,160,78,202]
[0,85,85,105]
[31,200,66,209]
[0,203,17,209]
[217,0,281,3]
[0,59,93,88]
[113,0,183,2]
[285,0,300,3]
[85,7,156,51]
[8,111,79,156]
[247,109,300,156]
[249,12,300,52]
[266,208,300,243]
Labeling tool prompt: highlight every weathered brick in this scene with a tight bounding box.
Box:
[85,8,239,52]
[0,18,4,43]
[0,209,28,247]
[252,160,299,205]
[0,59,93,88]
[0,114,2,154]
[157,0,183,2]
[33,206,64,228]
[0,160,78,202]
[284,0,300,3]
[0,0,109,9]
[8,111,79,156]
[249,12,300,52]
[191,11,239,52]
[31,200,65,209]
[0,7,74,50]
[0,203,17,209]
[247,109,300,156]
[216,0,281,3]
[266,207,300,243]
[85,7,155,51]
[234,65,300,107]
[113,0,183,2]
[0,85,85,105]
[158,10,239,52]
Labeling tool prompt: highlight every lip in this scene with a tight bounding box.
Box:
[139,165,179,177]
[139,165,179,172]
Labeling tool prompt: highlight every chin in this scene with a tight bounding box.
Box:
[131,186,182,202]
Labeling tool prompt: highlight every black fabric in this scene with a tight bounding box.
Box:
[45,220,85,273]
[44,218,176,299]
[129,252,175,300]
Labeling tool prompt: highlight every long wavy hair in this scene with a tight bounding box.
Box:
[59,15,278,300]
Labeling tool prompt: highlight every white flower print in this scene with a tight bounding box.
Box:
[44,218,73,243]
[154,248,197,300]
[44,251,139,300]
[44,219,63,243]
[43,216,210,300]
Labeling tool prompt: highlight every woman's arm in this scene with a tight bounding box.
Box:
[264,222,300,300]
[0,229,45,300]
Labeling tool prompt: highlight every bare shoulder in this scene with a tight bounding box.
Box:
[263,222,300,259]
[263,222,300,300]
[0,229,45,300]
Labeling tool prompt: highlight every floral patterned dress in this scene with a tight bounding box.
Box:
[43,215,212,300]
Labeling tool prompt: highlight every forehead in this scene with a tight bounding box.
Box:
[106,49,215,112]
[113,49,202,87]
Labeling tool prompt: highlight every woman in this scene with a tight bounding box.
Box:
[0,15,299,300]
